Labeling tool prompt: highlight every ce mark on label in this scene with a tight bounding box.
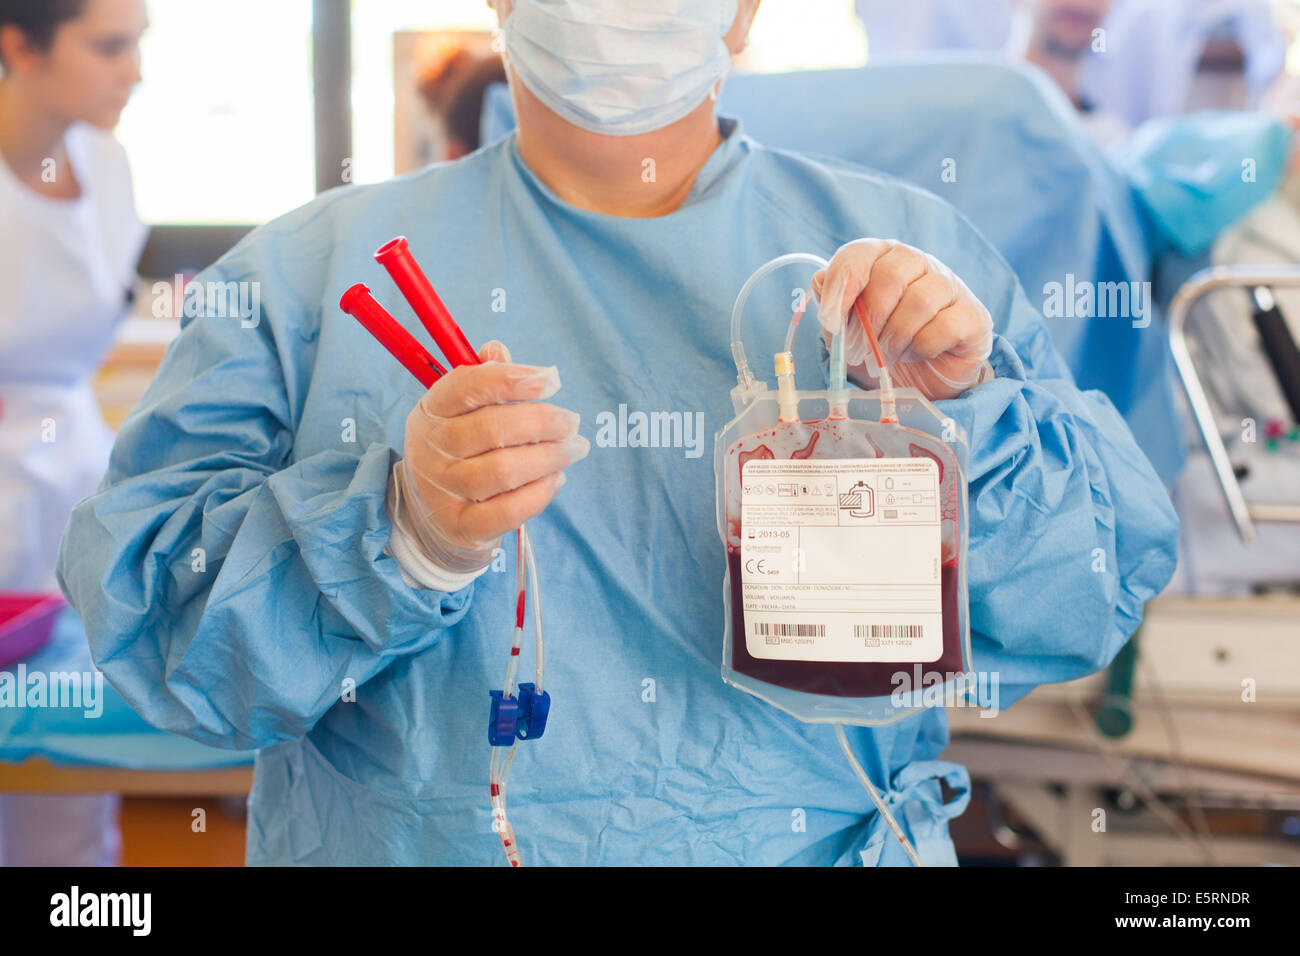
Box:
[745,558,778,575]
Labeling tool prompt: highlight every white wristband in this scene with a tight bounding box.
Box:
[384,464,491,592]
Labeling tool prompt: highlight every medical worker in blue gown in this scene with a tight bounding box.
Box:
[57,0,1178,866]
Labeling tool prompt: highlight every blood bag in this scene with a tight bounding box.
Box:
[715,254,973,726]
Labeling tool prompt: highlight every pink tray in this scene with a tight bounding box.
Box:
[0,593,66,669]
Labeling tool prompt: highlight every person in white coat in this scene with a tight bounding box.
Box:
[855,0,1288,128]
[1079,0,1288,126]
[0,0,148,866]
[1015,0,1133,148]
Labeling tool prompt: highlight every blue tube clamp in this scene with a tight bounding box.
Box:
[516,683,551,740]
[488,690,520,747]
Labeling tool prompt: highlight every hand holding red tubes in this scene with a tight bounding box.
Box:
[812,238,995,400]
[392,340,590,575]
[341,237,588,576]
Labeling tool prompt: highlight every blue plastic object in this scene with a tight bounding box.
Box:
[516,683,551,740]
[488,690,520,747]
[488,685,550,744]
[1117,110,1292,257]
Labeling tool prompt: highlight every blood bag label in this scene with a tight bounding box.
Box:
[739,458,942,663]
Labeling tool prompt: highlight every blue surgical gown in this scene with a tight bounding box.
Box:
[57,118,1178,865]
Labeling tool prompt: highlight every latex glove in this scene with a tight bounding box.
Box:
[812,238,995,400]
[391,340,589,576]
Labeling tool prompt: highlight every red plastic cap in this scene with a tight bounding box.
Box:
[339,283,371,313]
[374,236,410,265]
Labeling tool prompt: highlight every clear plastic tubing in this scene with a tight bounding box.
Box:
[729,253,843,396]
[783,285,815,356]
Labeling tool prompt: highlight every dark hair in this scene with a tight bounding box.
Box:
[418,50,508,154]
[0,0,88,65]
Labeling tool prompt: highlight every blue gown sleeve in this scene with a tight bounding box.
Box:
[819,200,1178,708]
[56,227,476,752]
[945,315,1178,708]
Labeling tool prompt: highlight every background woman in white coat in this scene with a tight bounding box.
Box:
[0,0,148,866]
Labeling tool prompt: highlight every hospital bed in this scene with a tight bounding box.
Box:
[0,300,252,800]
[945,152,1300,863]
[950,261,1300,867]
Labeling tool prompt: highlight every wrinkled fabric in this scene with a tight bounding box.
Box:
[57,118,1177,865]
[857,761,970,867]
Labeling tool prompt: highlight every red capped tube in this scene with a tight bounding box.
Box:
[374,237,480,369]
[339,283,447,388]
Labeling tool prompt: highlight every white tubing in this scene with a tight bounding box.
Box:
[730,254,831,389]
[834,723,925,867]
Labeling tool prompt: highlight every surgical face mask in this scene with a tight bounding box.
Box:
[498,0,739,136]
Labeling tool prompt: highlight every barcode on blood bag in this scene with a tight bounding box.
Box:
[754,622,826,643]
[854,624,925,639]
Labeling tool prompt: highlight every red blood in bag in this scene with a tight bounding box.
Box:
[727,434,962,698]
[908,443,943,483]
[739,443,774,472]
[728,553,961,698]
[790,432,820,459]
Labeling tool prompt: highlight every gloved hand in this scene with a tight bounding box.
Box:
[812,238,995,400]
[391,340,589,576]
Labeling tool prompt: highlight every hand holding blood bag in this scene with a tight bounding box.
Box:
[716,253,973,727]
